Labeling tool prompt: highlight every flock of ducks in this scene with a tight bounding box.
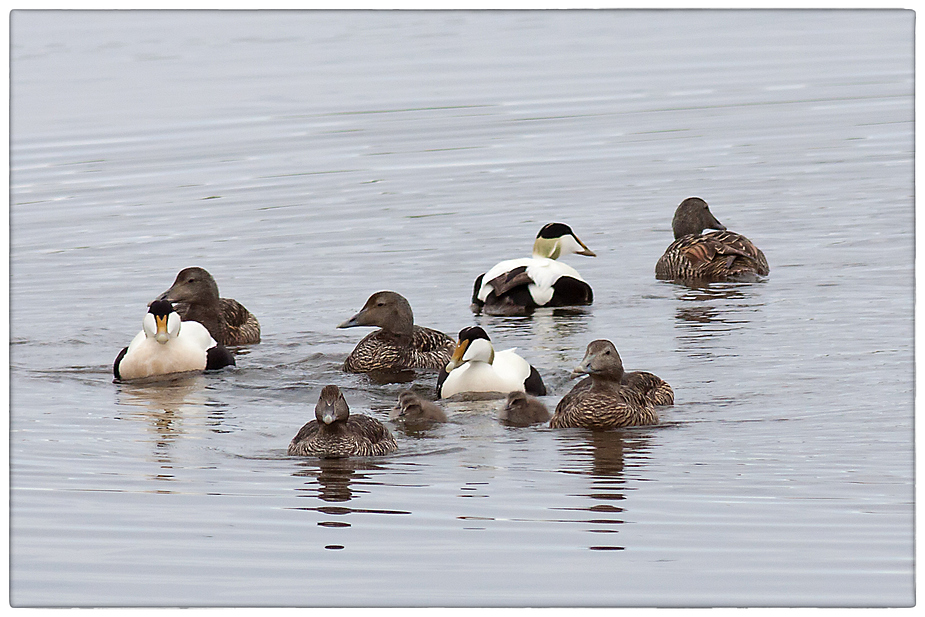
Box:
[113,197,768,459]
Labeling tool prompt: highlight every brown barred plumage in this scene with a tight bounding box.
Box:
[288,385,397,458]
[656,197,768,283]
[339,291,454,373]
[156,267,260,346]
[550,340,661,430]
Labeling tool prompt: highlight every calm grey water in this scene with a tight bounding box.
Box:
[9,10,914,607]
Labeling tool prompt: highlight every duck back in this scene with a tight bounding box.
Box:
[656,230,768,283]
[344,325,454,373]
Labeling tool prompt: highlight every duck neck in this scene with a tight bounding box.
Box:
[532,236,561,260]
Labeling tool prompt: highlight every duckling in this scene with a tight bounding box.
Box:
[438,326,546,399]
[471,223,596,316]
[390,390,448,424]
[338,291,455,373]
[550,340,657,430]
[155,267,260,346]
[113,300,235,382]
[656,197,769,283]
[288,385,398,458]
[499,391,551,426]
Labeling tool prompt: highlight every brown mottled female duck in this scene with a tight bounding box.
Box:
[550,340,662,430]
[288,385,397,458]
[655,197,769,283]
[156,267,260,346]
[499,391,551,426]
[339,291,455,373]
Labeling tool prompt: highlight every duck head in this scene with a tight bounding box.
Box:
[572,339,625,382]
[337,291,414,336]
[445,326,494,371]
[671,197,727,239]
[532,223,596,259]
[155,267,221,306]
[315,385,350,425]
[143,300,182,345]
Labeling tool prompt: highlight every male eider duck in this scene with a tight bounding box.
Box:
[390,390,448,425]
[549,340,660,430]
[437,326,546,399]
[113,300,235,382]
[499,391,551,427]
[471,222,596,316]
[155,267,260,346]
[338,291,455,373]
[656,197,769,283]
[287,385,398,458]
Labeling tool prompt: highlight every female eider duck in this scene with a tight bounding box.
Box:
[437,326,546,399]
[471,222,596,316]
[656,197,769,283]
[390,390,448,425]
[288,385,398,458]
[338,291,455,373]
[499,391,551,427]
[155,267,260,346]
[549,340,662,430]
[113,300,235,382]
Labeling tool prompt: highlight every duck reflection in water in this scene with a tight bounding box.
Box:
[292,457,388,503]
[555,428,654,479]
[671,282,765,358]
[115,374,230,465]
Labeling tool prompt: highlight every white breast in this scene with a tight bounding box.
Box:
[440,349,532,399]
[117,320,216,381]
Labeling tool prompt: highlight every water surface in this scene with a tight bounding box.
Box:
[9,10,914,607]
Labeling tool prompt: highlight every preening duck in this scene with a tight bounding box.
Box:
[437,326,547,399]
[471,223,596,316]
[113,300,235,382]
[549,340,659,430]
[287,385,398,458]
[338,291,455,373]
[499,391,551,426]
[155,267,261,346]
[655,197,769,283]
[390,390,448,424]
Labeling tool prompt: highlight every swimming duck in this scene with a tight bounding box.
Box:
[437,326,547,399]
[499,391,551,426]
[339,291,455,373]
[288,385,398,458]
[471,222,596,316]
[113,300,235,382]
[390,390,448,424]
[655,197,769,283]
[155,267,261,346]
[549,340,658,430]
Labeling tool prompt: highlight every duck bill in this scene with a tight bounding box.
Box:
[155,315,170,344]
[445,339,470,372]
[574,236,596,257]
[338,302,377,328]
[337,309,366,329]
[706,211,727,232]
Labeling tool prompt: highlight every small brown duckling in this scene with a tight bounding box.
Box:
[390,390,448,424]
[499,391,551,426]
[288,385,397,458]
